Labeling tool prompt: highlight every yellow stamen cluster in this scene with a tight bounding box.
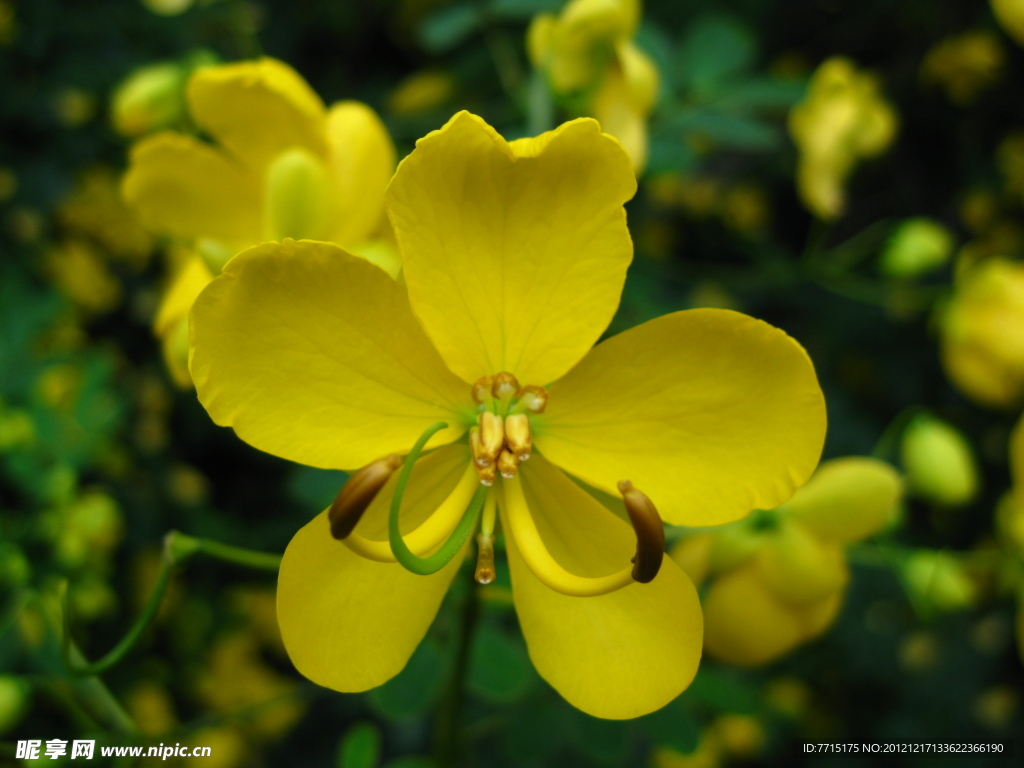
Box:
[469,372,547,485]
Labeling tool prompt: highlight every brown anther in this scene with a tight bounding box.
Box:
[504,413,532,461]
[474,532,496,584]
[469,427,491,467]
[491,371,521,401]
[478,411,505,462]
[328,455,403,540]
[472,375,494,404]
[474,461,497,487]
[497,449,520,479]
[617,480,665,583]
[518,385,549,414]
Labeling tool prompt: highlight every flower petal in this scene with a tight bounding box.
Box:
[753,521,848,604]
[122,132,262,245]
[782,457,902,543]
[155,252,213,389]
[388,111,636,385]
[703,564,838,667]
[504,455,702,719]
[536,308,826,526]
[324,101,396,249]
[189,239,470,470]
[277,445,467,692]
[188,58,327,172]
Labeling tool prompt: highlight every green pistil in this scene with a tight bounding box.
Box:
[390,421,487,575]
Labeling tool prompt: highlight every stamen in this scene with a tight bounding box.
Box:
[474,461,496,486]
[478,411,504,462]
[501,477,634,597]
[328,454,403,540]
[491,371,520,401]
[388,421,488,575]
[471,375,494,404]
[504,413,532,461]
[518,385,548,414]
[617,480,666,583]
[469,427,490,467]
[474,532,496,584]
[341,464,478,563]
[497,449,520,479]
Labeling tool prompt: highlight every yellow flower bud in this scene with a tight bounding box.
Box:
[783,456,902,543]
[879,218,955,279]
[902,551,977,613]
[901,415,979,506]
[264,148,331,242]
[754,521,848,604]
[0,675,31,734]
[111,62,187,138]
[940,257,1024,408]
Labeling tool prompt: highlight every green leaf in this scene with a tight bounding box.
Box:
[382,759,437,768]
[675,111,779,151]
[420,4,482,54]
[338,721,382,768]
[638,701,701,754]
[369,639,447,720]
[715,77,807,111]
[567,710,635,765]
[682,667,759,714]
[468,622,536,703]
[490,0,563,19]
[677,14,757,97]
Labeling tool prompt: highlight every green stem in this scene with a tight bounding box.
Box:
[166,531,282,571]
[389,422,488,575]
[62,533,281,677]
[434,573,480,767]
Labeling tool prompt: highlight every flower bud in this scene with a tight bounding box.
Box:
[902,551,977,613]
[901,415,979,506]
[879,218,955,279]
[264,148,331,241]
[111,62,187,138]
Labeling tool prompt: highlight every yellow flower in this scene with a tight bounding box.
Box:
[920,31,1004,106]
[122,58,398,385]
[528,0,659,173]
[59,167,154,268]
[940,257,1024,409]
[993,0,1024,46]
[188,112,826,718]
[676,457,901,666]
[788,58,897,219]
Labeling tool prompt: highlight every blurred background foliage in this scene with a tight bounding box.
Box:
[3,0,1024,766]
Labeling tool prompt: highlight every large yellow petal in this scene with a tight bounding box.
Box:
[504,455,702,719]
[187,58,327,173]
[536,309,826,526]
[277,445,467,692]
[782,457,902,543]
[189,239,471,470]
[324,101,396,249]
[388,111,636,385]
[122,132,262,245]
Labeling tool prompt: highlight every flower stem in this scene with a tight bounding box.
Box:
[434,572,480,767]
[62,532,281,677]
